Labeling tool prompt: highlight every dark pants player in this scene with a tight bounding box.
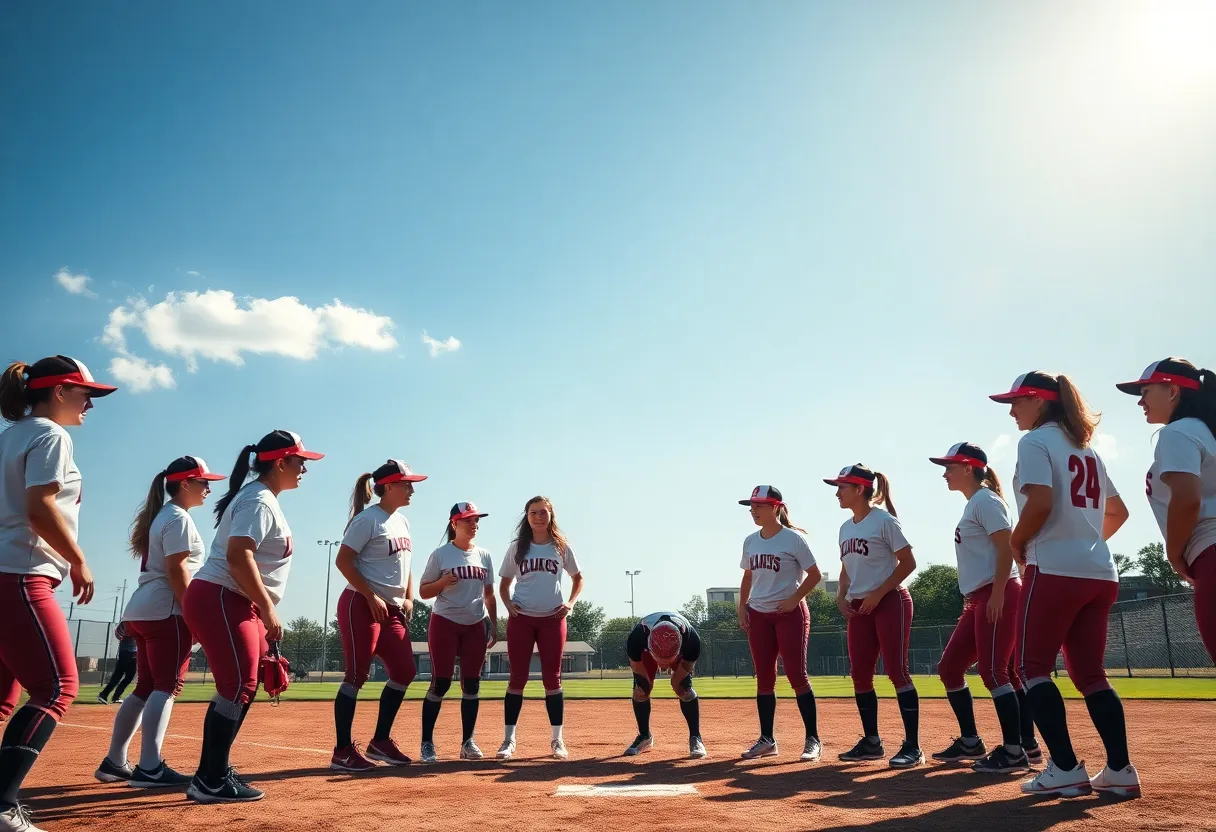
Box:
[420,613,490,760]
[100,650,137,704]
[624,620,704,758]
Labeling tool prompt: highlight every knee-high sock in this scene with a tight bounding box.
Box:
[107,695,145,765]
[1085,689,1130,771]
[680,696,700,737]
[139,691,175,769]
[896,688,920,747]
[796,690,818,740]
[855,690,879,739]
[374,684,407,743]
[334,686,357,748]
[946,687,978,739]
[632,699,651,737]
[0,705,59,810]
[1027,682,1078,771]
[756,693,776,740]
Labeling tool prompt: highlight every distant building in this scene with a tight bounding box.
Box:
[709,573,838,608]
[1116,575,1192,603]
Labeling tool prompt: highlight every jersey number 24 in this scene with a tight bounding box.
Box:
[1068,454,1101,509]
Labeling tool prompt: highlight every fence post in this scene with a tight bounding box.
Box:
[1117,609,1132,678]
[1161,597,1176,678]
[839,630,848,677]
[72,619,82,661]
[708,636,715,679]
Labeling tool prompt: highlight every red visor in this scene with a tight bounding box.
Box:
[1116,371,1200,394]
[26,372,118,395]
[257,443,325,462]
[929,455,987,469]
[823,475,872,487]
[165,467,226,483]
[989,386,1059,403]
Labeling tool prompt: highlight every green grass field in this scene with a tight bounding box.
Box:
[76,674,1216,704]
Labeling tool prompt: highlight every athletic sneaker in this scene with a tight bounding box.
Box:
[551,738,569,760]
[741,737,778,760]
[689,736,707,759]
[226,767,252,788]
[800,737,823,762]
[93,757,135,783]
[932,737,988,763]
[460,739,484,760]
[1089,764,1141,799]
[366,738,412,766]
[496,739,516,760]
[186,771,264,804]
[1020,760,1092,797]
[113,699,124,705]
[972,746,1031,774]
[0,804,44,832]
[128,760,192,788]
[1023,740,1043,764]
[889,743,925,769]
[838,737,885,762]
[624,734,654,756]
[95,695,108,705]
[331,743,377,772]
[420,741,439,764]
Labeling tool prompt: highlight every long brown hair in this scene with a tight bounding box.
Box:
[1169,360,1216,439]
[347,473,385,530]
[130,471,182,559]
[0,362,50,423]
[776,504,807,533]
[1037,373,1100,448]
[974,465,1004,498]
[513,496,569,566]
[865,472,897,517]
[213,444,273,526]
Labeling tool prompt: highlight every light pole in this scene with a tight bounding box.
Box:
[317,540,340,683]
[625,570,641,618]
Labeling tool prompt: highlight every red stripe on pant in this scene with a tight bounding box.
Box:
[125,615,194,700]
[427,613,488,681]
[182,579,268,706]
[337,587,417,689]
[746,602,810,695]
[847,586,913,692]
[506,612,566,693]
[0,573,78,722]
[1016,565,1116,695]
[1192,545,1216,665]
[937,579,1021,690]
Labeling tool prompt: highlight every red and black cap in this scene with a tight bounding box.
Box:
[450,501,488,521]
[989,371,1060,403]
[647,620,683,664]
[254,430,325,462]
[824,464,876,488]
[929,442,988,469]
[163,456,227,483]
[739,485,783,506]
[374,459,428,486]
[24,355,117,397]
[1116,358,1201,396]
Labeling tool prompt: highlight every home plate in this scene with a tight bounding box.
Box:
[555,784,699,797]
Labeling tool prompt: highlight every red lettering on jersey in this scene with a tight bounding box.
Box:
[453,565,487,581]
[1068,454,1101,509]
[954,527,961,545]
[748,553,782,573]
[520,558,560,576]
[283,537,294,560]
[1146,471,1153,498]
[388,537,411,556]
[839,538,870,558]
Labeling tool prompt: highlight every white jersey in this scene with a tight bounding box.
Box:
[1013,422,1119,582]
[1148,418,1216,566]
[499,540,581,616]
[421,542,494,626]
[954,488,1015,595]
[0,417,81,581]
[194,481,294,605]
[123,503,206,621]
[741,527,817,613]
[341,505,412,607]
[838,508,909,600]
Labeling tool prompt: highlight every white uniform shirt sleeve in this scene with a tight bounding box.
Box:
[1156,427,1204,476]
[975,495,1012,535]
[498,542,519,579]
[420,548,441,584]
[228,499,275,548]
[881,514,911,552]
[1016,433,1053,489]
[739,538,750,570]
[340,511,374,554]
[160,512,195,556]
[23,430,73,489]
[1105,470,1120,499]
[791,531,817,571]
[562,544,580,577]
[482,551,495,586]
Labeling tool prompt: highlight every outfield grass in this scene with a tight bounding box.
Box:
[75,674,1216,704]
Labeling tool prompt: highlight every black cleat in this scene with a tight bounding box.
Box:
[932,737,987,763]
[972,746,1031,774]
[186,771,264,803]
[838,737,885,762]
[889,742,925,769]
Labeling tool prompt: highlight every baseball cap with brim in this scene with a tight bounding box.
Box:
[254,430,325,461]
[374,459,428,486]
[929,442,988,469]
[25,355,117,397]
[164,456,227,482]
[989,371,1059,403]
[1116,358,1201,396]
[648,621,682,663]
[450,502,489,521]
[739,485,783,506]
[824,464,876,488]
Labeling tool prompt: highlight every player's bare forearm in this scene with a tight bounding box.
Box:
[484,588,498,631]
[419,579,444,599]
[1010,486,1052,551]
[567,572,584,604]
[1162,473,1202,573]
[26,487,86,566]
[336,545,377,600]
[990,529,1013,592]
[498,577,513,609]
[1102,494,1130,541]
[738,570,752,609]
[405,573,414,602]
[793,566,821,601]
[871,548,915,599]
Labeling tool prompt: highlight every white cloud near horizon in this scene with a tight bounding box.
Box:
[53,268,96,298]
[422,331,461,357]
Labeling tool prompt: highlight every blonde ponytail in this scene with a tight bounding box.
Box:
[347,473,375,530]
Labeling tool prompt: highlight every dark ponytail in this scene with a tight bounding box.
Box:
[867,471,897,517]
[1171,367,1216,439]
[130,471,168,559]
[213,445,258,527]
[976,465,1004,498]
[347,473,383,531]
[776,504,807,534]
[0,362,36,423]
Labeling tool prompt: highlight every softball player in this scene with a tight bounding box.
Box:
[418,502,498,764]
[94,456,224,788]
[496,496,583,762]
[990,372,1137,798]
[97,627,137,704]
[1118,358,1216,663]
[330,459,427,772]
[182,430,323,804]
[826,464,923,769]
[736,486,822,762]
[929,444,1040,773]
[623,611,706,759]
[0,355,115,832]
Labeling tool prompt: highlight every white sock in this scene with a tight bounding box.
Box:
[139,691,175,770]
[107,695,146,765]
[504,724,517,742]
[552,724,563,742]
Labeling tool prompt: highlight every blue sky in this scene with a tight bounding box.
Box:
[2,1,1215,626]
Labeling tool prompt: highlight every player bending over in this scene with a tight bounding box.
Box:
[623,611,706,760]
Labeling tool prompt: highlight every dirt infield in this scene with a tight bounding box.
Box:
[21,699,1212,832]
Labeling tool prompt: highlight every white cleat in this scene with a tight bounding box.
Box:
[419,741,438,764]
[460,739,484,760]
[741,737,778,760]
[1021,759,1092,797]
[496,739,516,760]
[551,738,569,760]
[0,805,45,832]
[800,737,823,762]
[624,734,654,756]
[689,736,707,759]
[1090,764,1141,799]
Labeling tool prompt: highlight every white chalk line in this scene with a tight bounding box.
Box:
[555,784,698,797]
[58,721,331,755]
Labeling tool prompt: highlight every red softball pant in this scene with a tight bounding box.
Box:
[1017,566,1116,696]
[0,573,78,721]
[427,614,488,682]
[938,579,1022,691]
[747,602,810,695]
[125,615,194,700]
[0,664,19,721]
[506,612,566,694]
[847,586,914,693]
[337,588,417,689]
[182,579,268,706]
[1192,546,1216,665]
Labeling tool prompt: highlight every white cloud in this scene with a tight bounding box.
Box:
[988,433,1015,463]
[109,354,176,393]
[53,268,96,298]
[186,270,200,277]
[1092,431,1119,462]
[422,331,461,357]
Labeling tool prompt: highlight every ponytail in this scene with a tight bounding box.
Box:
[1171,367,1216,440]
[976,465,1004,498]
[1044,374,1099,449]
[0,363,31,423]
[347,473,375,530]
[776,504,807,534]
[213,445,257,526]
[130,471,168,559]
[869,471,897,517]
